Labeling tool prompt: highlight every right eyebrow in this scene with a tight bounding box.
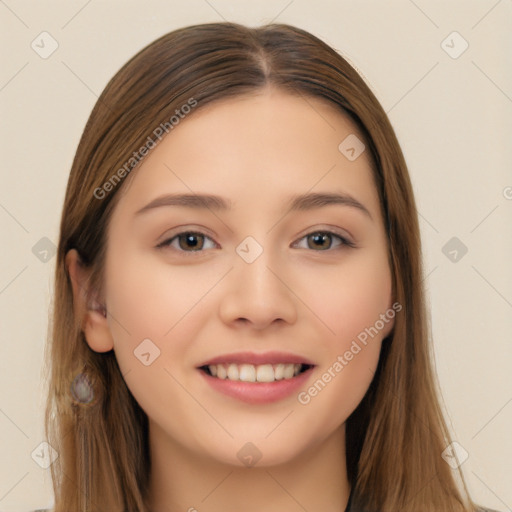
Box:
[135,193,231,216]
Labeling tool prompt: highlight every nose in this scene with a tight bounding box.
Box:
[218,245,298,331]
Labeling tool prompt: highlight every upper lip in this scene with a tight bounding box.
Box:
[198,351,316,367]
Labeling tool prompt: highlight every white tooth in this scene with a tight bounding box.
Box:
[227,364,239,380]
[216,365,227,379]
[256,364,275,382]
[274,364,285,380]
[283,364,295,379]
[213,363,301,381]
[239,364,256,382]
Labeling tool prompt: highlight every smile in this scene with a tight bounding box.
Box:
[197,351,316,404]
[201,363,312,383]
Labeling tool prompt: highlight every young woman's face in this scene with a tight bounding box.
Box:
[102,88,394,466]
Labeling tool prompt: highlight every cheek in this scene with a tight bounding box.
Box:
[295,260,391,436]
[101,251,208,422]
[103,249,226,374]
[106,250,205,334]
[294,251,391,418]
[297,339,382,445]
[306,252,393,346]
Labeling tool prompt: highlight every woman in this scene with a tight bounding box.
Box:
[43,21,496,512]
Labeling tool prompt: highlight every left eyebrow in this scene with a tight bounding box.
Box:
[286,192,373,220]
[134,191,372,220]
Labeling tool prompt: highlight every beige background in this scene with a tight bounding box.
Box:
[1,1,511,510]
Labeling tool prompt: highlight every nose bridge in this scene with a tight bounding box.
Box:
[218,236,297,328]
[237,240,279,295]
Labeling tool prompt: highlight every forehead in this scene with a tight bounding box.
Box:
[113,88,381,221]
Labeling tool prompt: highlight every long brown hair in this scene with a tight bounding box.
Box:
[45,21,480,512]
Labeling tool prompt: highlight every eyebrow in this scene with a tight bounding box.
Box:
[135,192,372,220]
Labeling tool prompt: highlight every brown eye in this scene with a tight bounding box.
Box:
[177,233,205,251]
[294,231,354,251]
[158,231,216,253]
[307,233,333,250]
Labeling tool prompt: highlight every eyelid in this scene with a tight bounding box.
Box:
[156,224,216,244]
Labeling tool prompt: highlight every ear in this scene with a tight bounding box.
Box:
[65,249,114,353]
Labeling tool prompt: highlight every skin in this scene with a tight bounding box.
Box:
[67,87,395,512]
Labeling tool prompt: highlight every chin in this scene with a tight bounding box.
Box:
[203,436,313,470]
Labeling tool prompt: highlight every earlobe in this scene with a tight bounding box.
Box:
[82,308,115,353]
[381,296,398,340]
[65,249,114,353]
[382,316,395,340]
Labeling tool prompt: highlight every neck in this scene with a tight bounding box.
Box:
[148,422,350,512]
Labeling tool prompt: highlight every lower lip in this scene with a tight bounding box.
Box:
[198,367,315,404]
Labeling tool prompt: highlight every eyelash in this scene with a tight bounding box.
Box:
[157,229,356,255]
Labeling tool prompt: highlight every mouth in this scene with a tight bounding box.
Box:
[196,351,316,404]
[199,362,314,383]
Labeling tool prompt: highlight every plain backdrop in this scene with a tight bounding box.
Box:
[0,1,511,511]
